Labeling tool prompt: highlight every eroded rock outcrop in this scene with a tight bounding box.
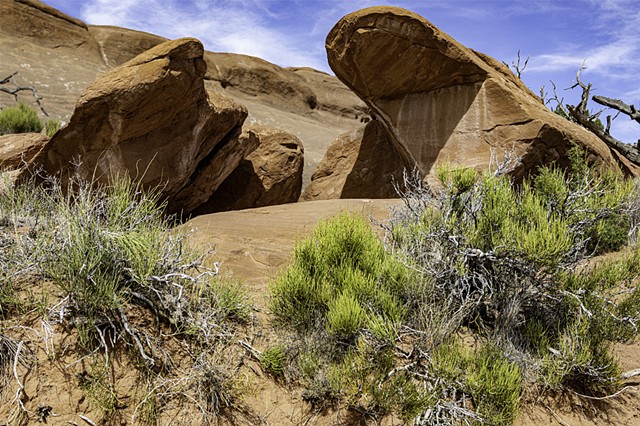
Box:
[0,0,103,63]
[301,120,405,200]
[195,125,304,213]
[22,38,258,215]
[325,7,640,186]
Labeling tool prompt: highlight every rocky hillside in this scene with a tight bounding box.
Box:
[0,0,366,189]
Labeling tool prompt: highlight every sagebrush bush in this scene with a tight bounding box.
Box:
[0,103,43,135]
[0,173,251,422]
[391,147,640,400]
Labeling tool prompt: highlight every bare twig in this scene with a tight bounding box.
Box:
[0,71,49,116]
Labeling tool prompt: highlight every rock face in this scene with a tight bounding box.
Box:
[195,126,304,214]
[89,25,168,67]
[0,0,365,189]
[23,38,258,215]
[0,132,48,170]
[301,120,405,200]
[0,0,102,62]
[325,7,640,184]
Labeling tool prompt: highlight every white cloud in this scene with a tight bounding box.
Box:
[527,1,639,77]
[77,0,329,71]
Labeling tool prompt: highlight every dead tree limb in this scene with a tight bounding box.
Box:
[0,71,48,116]
[569,65,591,114]
[592,95,640,124]
[568,105,640,164]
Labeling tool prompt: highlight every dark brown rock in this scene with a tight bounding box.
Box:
[194,125,304,213]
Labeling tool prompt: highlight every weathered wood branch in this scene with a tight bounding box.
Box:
[568,105,640,165]
[592,95,640,124]
[0,71,48,116]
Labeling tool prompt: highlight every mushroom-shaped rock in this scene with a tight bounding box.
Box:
[326,7,639,184]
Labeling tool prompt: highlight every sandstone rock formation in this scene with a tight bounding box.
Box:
[0,0,364,189]
[0,0,102,63]
[301,120,405,200]
[22,38,258,215]
[288,67,367,120]
[325,7,640,186]
[0,132,48,170]
[193,125,304,214]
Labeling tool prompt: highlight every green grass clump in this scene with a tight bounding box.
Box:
[270,212,409,341]
[0,103,43,135]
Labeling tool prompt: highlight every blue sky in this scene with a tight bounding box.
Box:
[45,0,640,143]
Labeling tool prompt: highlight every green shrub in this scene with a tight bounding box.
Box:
[269,212,409,340]
[391,146,640,404]
[260,345,287,378]
[0,103,43,135]
[0,174,252,422]
[44,118,61,137]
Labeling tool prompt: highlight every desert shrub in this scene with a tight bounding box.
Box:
[0,173,252,422]
[270,212,409,341]
[0,103,43,135]
[270,213,431,417]
[390,146,640,406]
[260,345,287,378]
[431,340,522,425]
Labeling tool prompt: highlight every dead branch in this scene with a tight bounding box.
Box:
[568,64,591,114]
[0,71,49,116]
[622,368,640,379]
[550,80,570,117]
[568,105,640,165]
[592,95,640,124]
[511,50,529,79]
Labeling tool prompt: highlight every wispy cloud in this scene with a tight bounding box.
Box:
[77,0,330,71]
[527,0,640,77]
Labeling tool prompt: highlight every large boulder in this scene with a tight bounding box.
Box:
[0,132,48,170]
[22,38,258,215]
[194,125,304,214]
[325,7,640,185]
[301,120,405,200]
